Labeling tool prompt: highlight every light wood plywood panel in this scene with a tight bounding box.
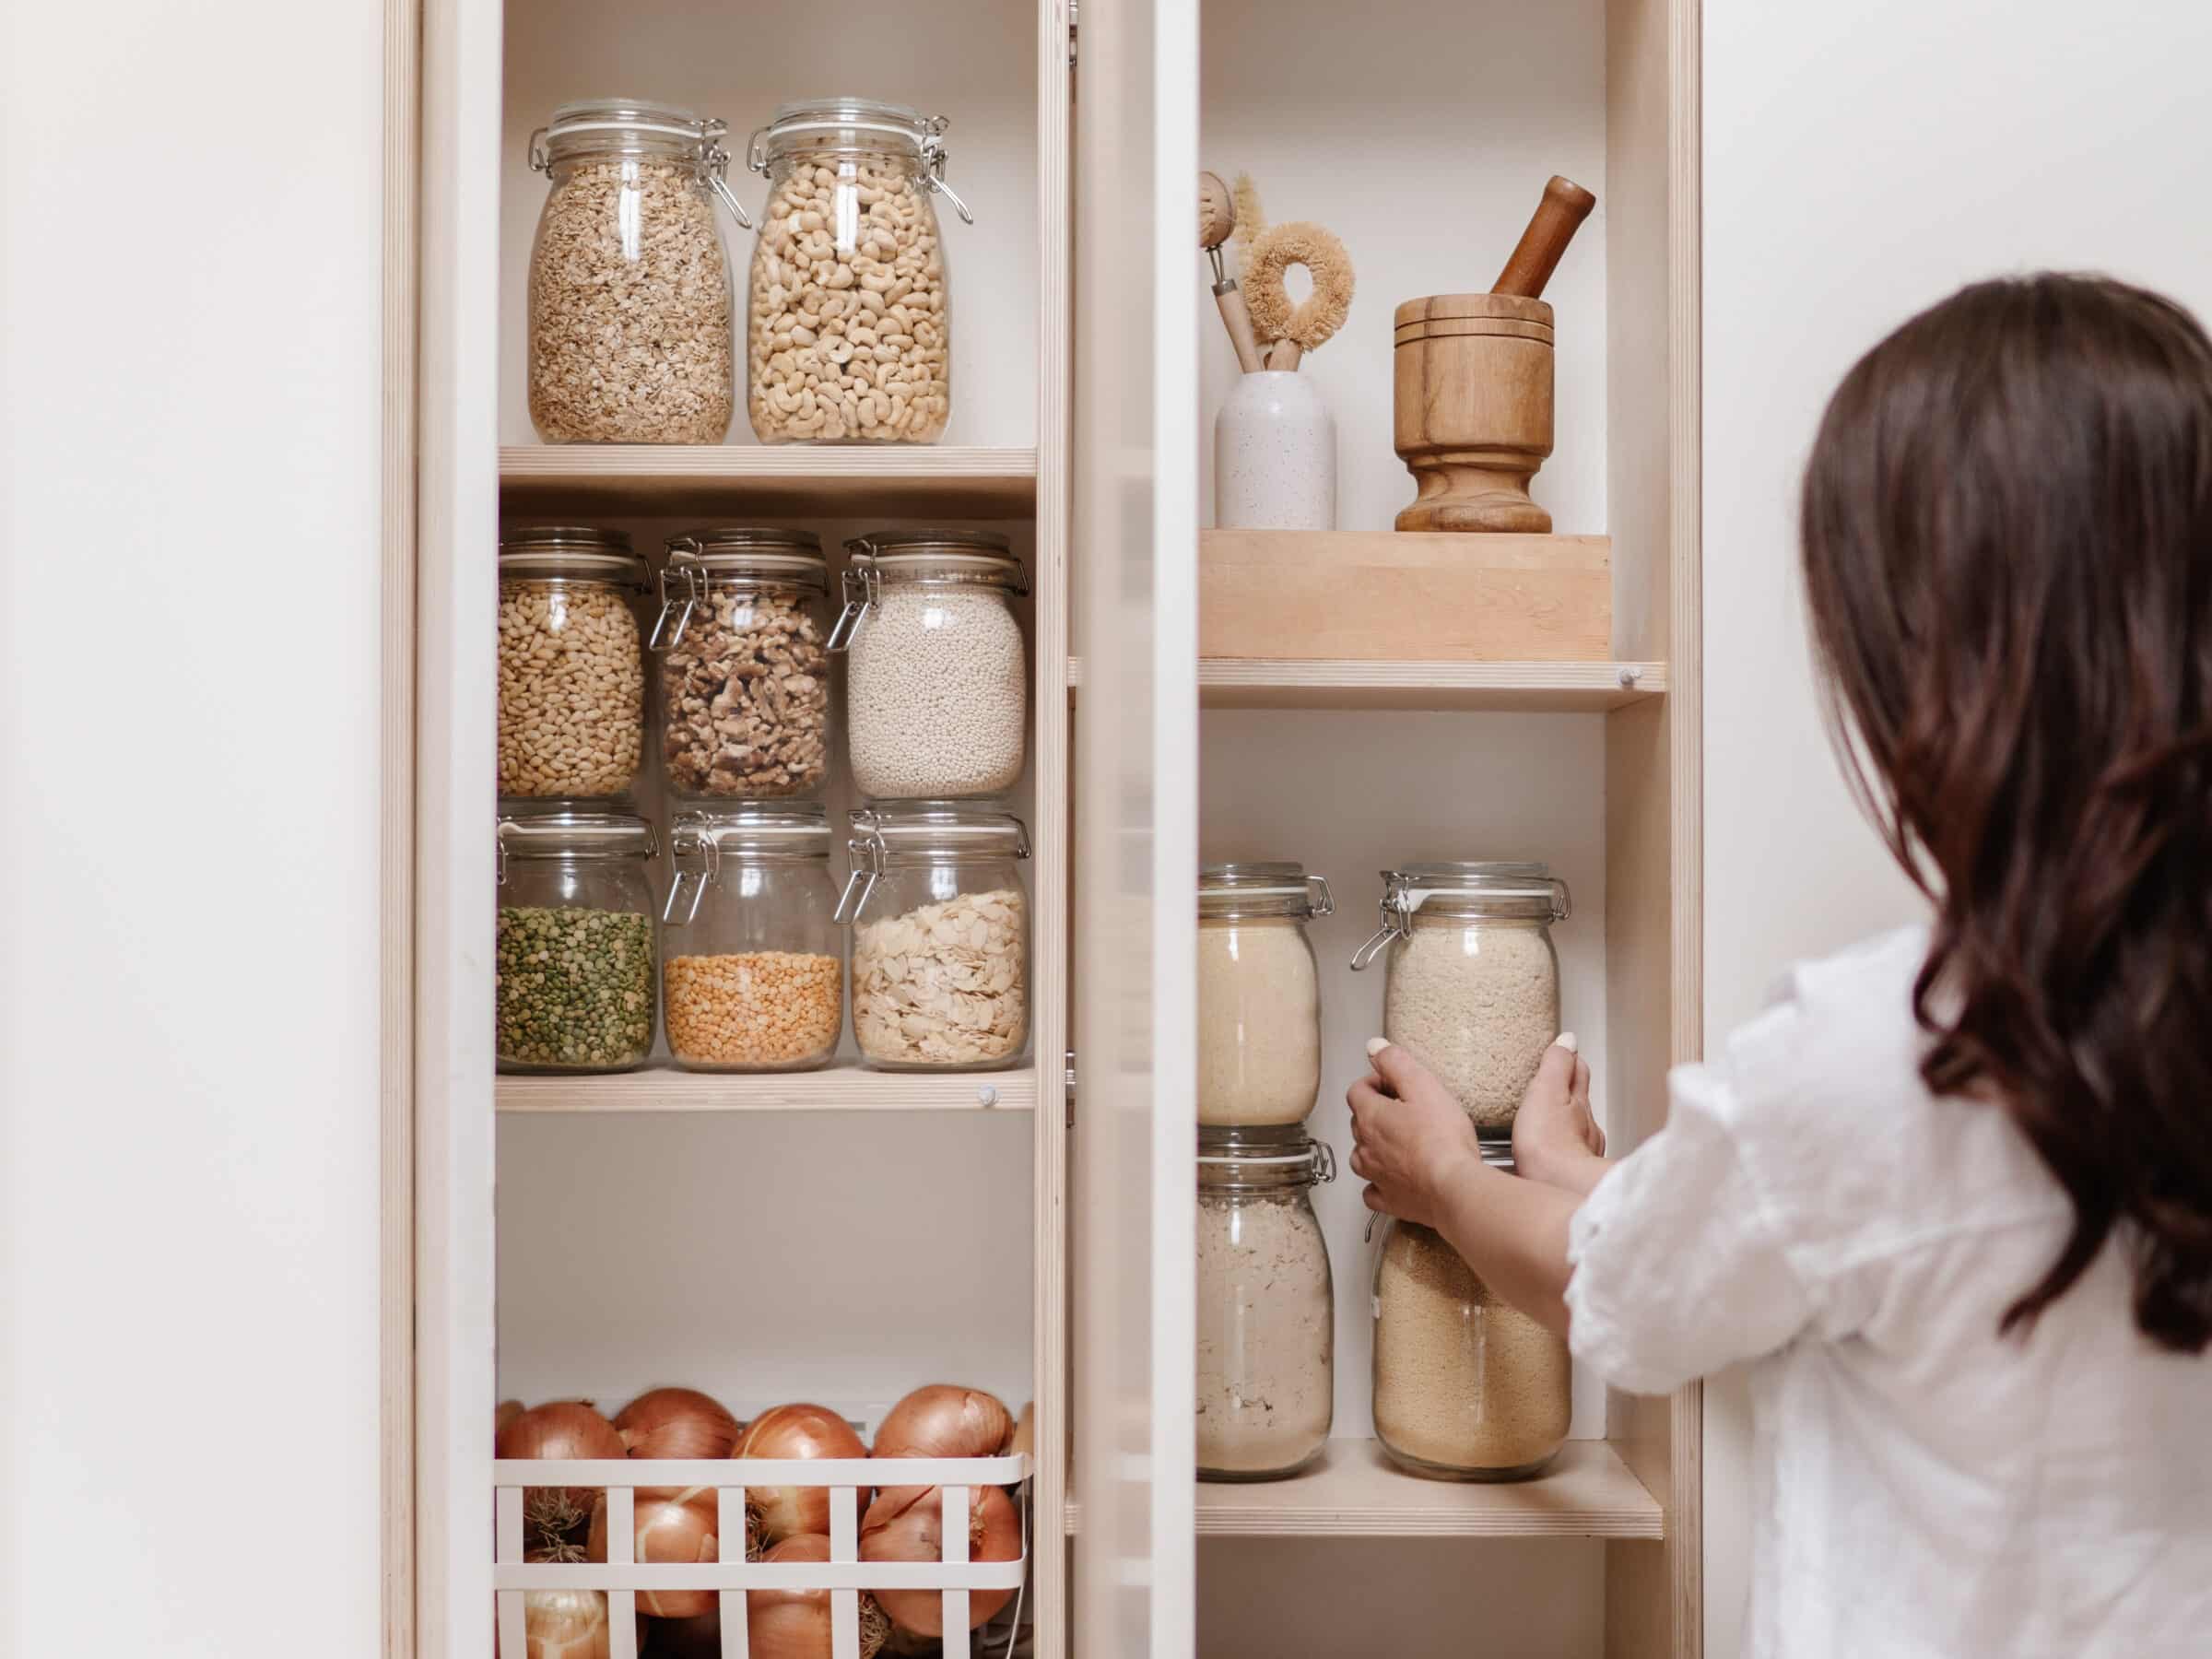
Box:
[1073,656,1665,710]
[497,1065,1041,1113]
[498,445,1041,519]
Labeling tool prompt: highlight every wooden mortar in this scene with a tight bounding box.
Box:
[1393,293,1554,534]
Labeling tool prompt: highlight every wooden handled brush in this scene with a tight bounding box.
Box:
[1199,171,1265,373]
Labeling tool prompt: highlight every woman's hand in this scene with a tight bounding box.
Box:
[1347,1040,1483,1228]
[1512,1035,1610,1197]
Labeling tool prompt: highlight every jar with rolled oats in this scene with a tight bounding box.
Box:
[744,99,972,444]
[836,804,1030,1071]
[525,99,752,444]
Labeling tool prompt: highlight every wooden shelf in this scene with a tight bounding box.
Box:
[496,1063,1038,1114]
[1067,656,1665,712]
[1065,1440,1661,1540]
[498,445,1039,519]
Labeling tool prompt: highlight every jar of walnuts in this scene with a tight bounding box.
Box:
[744,99,972,443]
[650,529,832,802]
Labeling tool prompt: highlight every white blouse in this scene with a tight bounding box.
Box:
[1566,927,2212,1659]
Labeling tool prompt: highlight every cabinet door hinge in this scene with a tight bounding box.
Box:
[1067,0,1078,69]
[1064,1047,1077,1126]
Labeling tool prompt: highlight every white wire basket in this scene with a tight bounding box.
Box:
[494,1453,1031,1659]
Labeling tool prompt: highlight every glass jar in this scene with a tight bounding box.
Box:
[497,527,649,802]
[835,803,1030,1071]
[496,811,660,1074]
[1371,1148,1571,1480]
[829,532,1028,800]
[1196,1125,1337,1481]
[744,100,971,443]
[525,99,748,444]
[650,530,832,802]
[1350,862,1571,1135]
[1197,863,1332,1127]
[659,806,844,1073]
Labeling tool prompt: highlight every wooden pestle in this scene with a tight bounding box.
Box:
[1491,176,1596,300]
[1200,171,1265,373]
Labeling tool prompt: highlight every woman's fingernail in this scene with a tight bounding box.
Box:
[1366,1037,1391,1058]
[1555,1031,1579,1053]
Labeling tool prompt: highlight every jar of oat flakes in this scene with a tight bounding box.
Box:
[1371,1147,1571,1481]
[496,810,660,1075]
[1350,862,1570,1136]
[1198,863,1332,1128]
[1196,1124,1336,1481]
[526,99,749,444]
[836,804,1029,1071]
[745,100,970,443]
[660,806,843,1073]
[829,531,1028,800]
[651,530,831,802]
[498,527,650,801]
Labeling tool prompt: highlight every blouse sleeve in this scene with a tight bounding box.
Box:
[1564,1058,1818,1396]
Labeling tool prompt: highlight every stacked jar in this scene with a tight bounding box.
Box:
[828,531,1034,1073]
[496,810,660,1074]
[1194,863,1338,1481]
[1352,860,1575,1479]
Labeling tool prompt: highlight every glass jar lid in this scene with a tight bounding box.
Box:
[651,530,829,652]
[530,99,753,228]
[1350,861,1571,970]
[746,100,972,224]
[497,809,658,880]
[664,806,829,924]
[829,534,1029,650]
[499,525,650,587]
[1196,1124,1337,1192]
[833,803,1031,924]
[1198,861,1333,922]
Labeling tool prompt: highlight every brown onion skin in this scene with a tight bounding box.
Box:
[514,1587,610,1659]
[616,1385,742,1502]
[586,1491,722,1620]
[499,1402,628,1530]
[744,1534,889,1659]
[870,1386,1014,1463]
[861,1483,1021,1636]
[735,1404,870,1545]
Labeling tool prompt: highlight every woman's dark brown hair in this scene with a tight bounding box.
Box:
[1802,273,2212,1353]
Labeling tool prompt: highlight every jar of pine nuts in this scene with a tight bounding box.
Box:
[661,806,845,1073]
[744,100,971,443]
[498,527,650,802]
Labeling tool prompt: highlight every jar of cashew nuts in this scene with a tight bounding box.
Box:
[744,99,971,443]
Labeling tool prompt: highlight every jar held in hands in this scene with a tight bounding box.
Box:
[650,529,833,803]
[830,531,1029,801]
[745,100,970,444]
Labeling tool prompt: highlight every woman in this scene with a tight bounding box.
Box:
[1350,274,2212,1657]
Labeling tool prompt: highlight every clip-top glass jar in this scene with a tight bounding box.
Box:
[660,806,843,1073]
[526,99,749,444]
[650,529,832,801]
[496,810,660,1075]
[498,527,650,802]
[836,803,1030,1071]
[1350,862,1571,1135]
[745,100,971,444]
[1196,1125,1337,1481]
[830,532,1028,800]
[1371,1146,1571,1480]
[1198,863,1333,1127]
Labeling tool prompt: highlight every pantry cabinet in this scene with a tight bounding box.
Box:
[389,0,1701,1653]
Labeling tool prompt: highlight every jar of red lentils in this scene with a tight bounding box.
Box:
[660,806,845,1072]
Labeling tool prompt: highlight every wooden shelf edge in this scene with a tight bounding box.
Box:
[1061,1440,1663,1541]
[497,1064,1039,1114]
[1065,658,1667,712]
[498,445,1041,518]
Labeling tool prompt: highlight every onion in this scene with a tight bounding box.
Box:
[735,1404,869,1548]
[497,1399,526,1440]
[861,1483,1021,1636]
[1009,1401,1034,1463]
[746,1534,891,1659]
[871,1385,1013,1464]
[616,1385,741,1500]
[508,1587,609,1659]
[586,1491,723,1620]
[500,1402,627,1552]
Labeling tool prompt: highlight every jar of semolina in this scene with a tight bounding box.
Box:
[1351,862,1570,1136]
[660,806,844,1073]
[1371,1146,1571,1481]
[1198,863,1332,1127]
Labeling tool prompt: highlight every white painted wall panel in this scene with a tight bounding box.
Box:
[0,3,388,1653]
[1702,2,2212,1651]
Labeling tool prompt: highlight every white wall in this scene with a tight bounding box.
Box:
[1700,3,2212,1652]
[0,5,388,1655]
